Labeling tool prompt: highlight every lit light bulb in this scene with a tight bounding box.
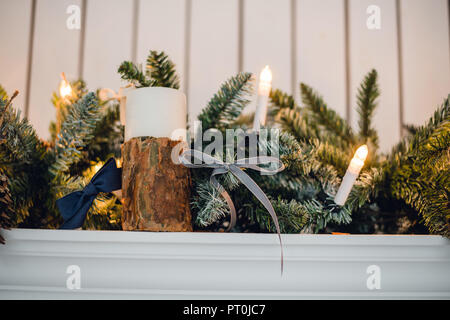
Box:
[253,65,273,131]
[258,65,272,96]
[355,144,368,162]
[59,72,72,99]
[334,144,369,206]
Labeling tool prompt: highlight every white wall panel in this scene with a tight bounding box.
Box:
[28,0,82,139]
[188,0,239,122]
[349,0,400,151]
[0,0,32,113]
[243,0,291,114]
[83,0,134,91]
[136,0,186,92]
[297,0,347,118]
[1,0,449,146]
[400,0,450,127]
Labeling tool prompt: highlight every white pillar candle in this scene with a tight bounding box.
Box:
[334,145,369,206]
[253,65,272,131]
[125,87,187,141]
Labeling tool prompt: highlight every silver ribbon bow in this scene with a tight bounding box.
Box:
[179,149,285,274]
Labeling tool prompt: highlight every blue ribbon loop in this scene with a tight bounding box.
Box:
[57,158,122,229]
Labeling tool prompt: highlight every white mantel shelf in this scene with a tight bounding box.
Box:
[0,229,449,299]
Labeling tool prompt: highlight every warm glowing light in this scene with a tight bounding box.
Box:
[354,145,368,162]
[258,65,272,96]
[59,72,72,99]
[259,65,272,83]
[334,144,369,205]
[94,162,103,173]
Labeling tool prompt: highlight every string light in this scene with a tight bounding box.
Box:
[334,145,369,206]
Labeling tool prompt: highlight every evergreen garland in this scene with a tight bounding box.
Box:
[388,96,449,236]
[0,83,123,230]
[0,51,447,238]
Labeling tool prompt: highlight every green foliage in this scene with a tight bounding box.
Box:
[0,82,122,231]
[146,50,180,89]
[0,85,7,100]
[197,72,253,131]
[192,181,230,227]
[269,89,297,117]
[118,50,180,89]
[50,92,101,176]
[300,82,356,147]
[192,69,448,237]
[0,171,14,243]
[118,61,151,87]
[245,198,309,233]
[388,96,449,237]
[356,69,380,149]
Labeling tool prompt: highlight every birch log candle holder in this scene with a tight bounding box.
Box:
[121,87,192,232]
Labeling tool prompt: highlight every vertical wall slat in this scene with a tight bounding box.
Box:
[188,0,239,122]
[83,0,134,91]
[296,0,347,118]
[349,0,400,151]
[136,0,186,92]
[28,0,82,139]
[0,0,32,113]
[400,0,450,127]
[243,0,292,114]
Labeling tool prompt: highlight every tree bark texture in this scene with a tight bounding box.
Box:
[121,137,192,231]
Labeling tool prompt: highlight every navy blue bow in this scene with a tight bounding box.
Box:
[57,158,122,229]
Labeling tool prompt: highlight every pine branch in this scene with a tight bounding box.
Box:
[0,96,45,165]
[50,79,88,142]
[403,123,419,137]
[356,69,380,148]
[197,72,253,131]
[245,198,309,233]
[300,83,356,146]
[192,180,230,227]
[118,61,152,87]
[146,50,180,89]
[269,89,297,117]
[388,95,450,237]
[50,92,101,176]
[346,167,384,210]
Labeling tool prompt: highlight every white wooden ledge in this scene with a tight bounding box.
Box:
[0,229,449,299]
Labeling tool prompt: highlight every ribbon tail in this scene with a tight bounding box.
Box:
[210,173,237,232]
[229,165,284,275]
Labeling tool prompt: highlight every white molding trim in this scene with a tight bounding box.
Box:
[0,229,449,299]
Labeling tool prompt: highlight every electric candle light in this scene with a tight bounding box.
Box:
[253,65,272,131]
[334,145,369,206]
[59,72,72,99]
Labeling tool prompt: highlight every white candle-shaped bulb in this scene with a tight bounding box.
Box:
[258,65,272,95]
[253,65,272,131]
[59,72,72,99]
[334,145,368,206]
